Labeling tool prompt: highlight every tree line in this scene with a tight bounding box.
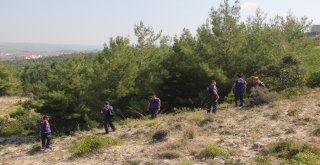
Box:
[1,0,320,133]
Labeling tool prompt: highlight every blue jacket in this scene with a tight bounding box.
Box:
[40,120,51,134]
[101,105,113,121]
[149,98,160,109]
[234,78,246,93]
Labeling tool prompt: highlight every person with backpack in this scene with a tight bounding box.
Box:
[206,80,219,113]
[148,95,161,119]
[40,115,51,150]
[231,74,247,107]
[252,76,265,88]
[101,101,116,134]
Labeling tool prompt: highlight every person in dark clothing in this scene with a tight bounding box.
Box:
[148,95,161,119]
[101,101,116,134]
[206,80,219,113]
[40,115,51,149]
[231,74,247,107]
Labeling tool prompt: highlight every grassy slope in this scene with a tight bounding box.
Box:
[1,89,320,165]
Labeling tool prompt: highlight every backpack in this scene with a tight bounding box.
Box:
[259,81,266,87]
[207,84,217,96]
[108,106,115,116]
[207,86,213,96]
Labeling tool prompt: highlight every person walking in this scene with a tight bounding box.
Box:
[252,76,265,88]
[40,115,52,150]
[101,101,116,134]
[206,80,219,113]
[231,74,247,107]
[148,95,161,119]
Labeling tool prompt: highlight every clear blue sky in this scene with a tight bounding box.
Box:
[0,0,319,46]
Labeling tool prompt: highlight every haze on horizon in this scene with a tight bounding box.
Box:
[0,0,319,46]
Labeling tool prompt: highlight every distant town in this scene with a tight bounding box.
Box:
[0,42,102,61]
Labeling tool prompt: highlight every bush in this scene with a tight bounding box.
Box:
[255,155,271,164]
[261,55,306,91]
[152,130,169,141]
[0,108,42,136]
[224,92,234,104]
[159,150,181,159]
[279,87,308,99]
[68,136,122,156]
[248,88,278,106]
[0,120,25,136]
[199,144,225,158]
[263,140,320,160]
[281,153,320,164]
[307,71,320,87]
[9,108,41,134]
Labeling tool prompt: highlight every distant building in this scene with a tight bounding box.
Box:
[311,25,320,33]
[22,54,43,60]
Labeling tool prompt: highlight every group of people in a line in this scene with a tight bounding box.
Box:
[39,74,264,148]
[206,74,265,113]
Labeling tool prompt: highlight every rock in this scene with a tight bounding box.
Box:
[163,159,170,164]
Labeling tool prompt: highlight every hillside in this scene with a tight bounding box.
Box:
[1,89,320,165]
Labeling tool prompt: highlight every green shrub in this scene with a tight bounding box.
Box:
[68,136,122,156]
[248,88,278,106]
[159,150,181,159]
[224,92,235,104]
[307,71,320,87]
[173,107,193,114]
[0,120,25,136]
[1,108,42,136]
[152,130,169,141]
[281,153,320,164]
[279,87,308,99]
[199,144,225,158]
[261,55,306,91]
[9,107,28,118]
[263,140,320,159]
[176,159,193,165]
[255,155,271,165]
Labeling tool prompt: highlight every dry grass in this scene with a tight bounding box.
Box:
[0,96,27,116]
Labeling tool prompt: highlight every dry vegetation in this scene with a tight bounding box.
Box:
[1,89,320,164]
[0,97,27,116]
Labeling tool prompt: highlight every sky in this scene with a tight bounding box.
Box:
[0,0,319,46]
